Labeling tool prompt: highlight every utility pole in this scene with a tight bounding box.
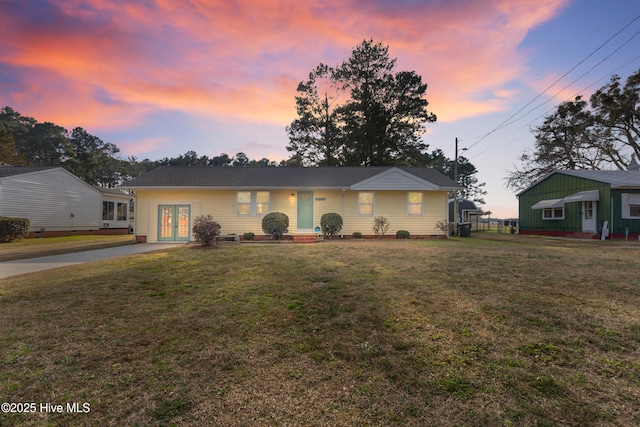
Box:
[453,137,459,236]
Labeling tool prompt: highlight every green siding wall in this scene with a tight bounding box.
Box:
[518,173,611,233]
[612,190,640,235]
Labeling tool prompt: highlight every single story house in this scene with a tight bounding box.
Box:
[120,166,462,242]
[0,166,131,237]
[517,168,640,239]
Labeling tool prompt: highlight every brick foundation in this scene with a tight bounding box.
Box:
[27,228,130,238]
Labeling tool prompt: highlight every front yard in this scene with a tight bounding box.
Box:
[1,236,639,426]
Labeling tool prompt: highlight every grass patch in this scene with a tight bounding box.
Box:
[0,235,133,261]
[1,235,639,425]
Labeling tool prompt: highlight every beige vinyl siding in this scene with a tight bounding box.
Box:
[306,190,343,233]
[337,190,447,236]
[135,189,299,242]
[272,191,297,233]
[135,188,449,242]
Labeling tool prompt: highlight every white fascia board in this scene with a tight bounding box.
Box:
[350,167,439,190]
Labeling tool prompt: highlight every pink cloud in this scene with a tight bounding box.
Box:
[119,136,175,157]
[1,0,569,132]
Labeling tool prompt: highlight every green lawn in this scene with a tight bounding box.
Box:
[1,236,639,426]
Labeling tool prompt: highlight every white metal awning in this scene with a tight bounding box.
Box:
[562,190,600,203]
[531,198,565,209]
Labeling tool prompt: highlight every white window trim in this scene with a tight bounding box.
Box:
[358,192,375,216]
[255,191,270,216]
[117,202,128,221]
[237,191,270,216]
[621,193,640,219]
[542,207,564,220]
[407,191,423,216]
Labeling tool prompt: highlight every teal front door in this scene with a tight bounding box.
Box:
[297,191,314,230]
[158,205,191,241]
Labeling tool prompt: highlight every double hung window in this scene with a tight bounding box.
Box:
[237,191,270,216]
[542,207,564,219]
[102,201,114,221]
[358,192,374,216]
[407,192,423,216]
[622,193,640,218]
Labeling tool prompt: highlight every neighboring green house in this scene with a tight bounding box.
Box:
[517,167,640,239]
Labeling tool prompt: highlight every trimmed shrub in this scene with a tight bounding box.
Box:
[262,212,289,239]
[352,231,363,239]
[396,230,410,239]
[372,216,390,238]
[243,232,255,241]
[320,213,343,236]
[0,217,30,242]
[192,215,221,246]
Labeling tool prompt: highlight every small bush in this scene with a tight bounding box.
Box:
[396,230,410,239]
[0,217,30,242]
[192,215,221,246]
[320,213,343,236]
[352,231,363,239]
[243,232,255,241]
[435,220,453,236]
[372,216,390,238]
[262,212,289,240]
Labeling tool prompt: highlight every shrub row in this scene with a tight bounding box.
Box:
[193,212,417,244]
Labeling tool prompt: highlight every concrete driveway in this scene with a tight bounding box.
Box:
[0,243,186,279]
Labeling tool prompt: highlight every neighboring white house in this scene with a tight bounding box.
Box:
[97,186,133,232]
[0,166,131,236]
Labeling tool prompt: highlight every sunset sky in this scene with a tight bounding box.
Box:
[2,0,639,217]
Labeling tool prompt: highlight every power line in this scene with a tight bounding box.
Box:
[510,53,640,136]
[466,52,640,163]
[461,15,640,152]
[491,31,640,140]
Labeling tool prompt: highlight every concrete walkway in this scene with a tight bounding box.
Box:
[0,243,185,279]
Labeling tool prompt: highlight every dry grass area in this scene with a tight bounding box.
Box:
[0,235,134,261]
[1,235,639,426]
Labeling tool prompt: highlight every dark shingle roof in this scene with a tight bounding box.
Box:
[121,166,460,190]
[0,166,56,178]
[96,186,131,197]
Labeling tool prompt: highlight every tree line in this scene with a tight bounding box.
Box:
[0,106,285,187]
[506,68,640,191]
[0,106,485,202]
